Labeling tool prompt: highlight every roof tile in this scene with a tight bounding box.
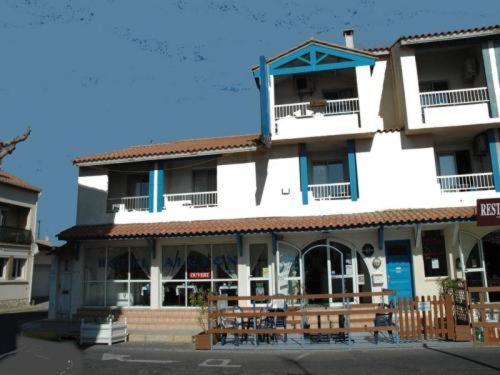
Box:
[0,170,40,192]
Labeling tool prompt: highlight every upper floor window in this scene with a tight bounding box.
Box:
[0,208,6,227]
[192,168,216,192]
[312,161,345,184]
[422,230,448,277]
[127,174,148,196]
[437,150,471,176]
[322,88,356,100]
[419,80,449,92]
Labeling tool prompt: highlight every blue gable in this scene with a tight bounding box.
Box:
[254,42,376,77]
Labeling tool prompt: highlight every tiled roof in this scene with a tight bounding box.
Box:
[74,134,261,165]
[58,207,475,240]
[0,170,40,193]
[398,24,500,45]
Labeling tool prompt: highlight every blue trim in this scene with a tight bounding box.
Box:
[482,42,499,118]
[148,165,154,213]
[378,225,384,250]
[299,143,309,205]
[259,55,271,141]
[157,162,164,212]
[488,129,500,192]
[267,43,375,76]
[271,232,278,255]
[147,238,156,259]
[347,140,359,201]
[74,241,80,260]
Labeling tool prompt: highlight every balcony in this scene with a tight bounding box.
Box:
[0,226,32,245]
[308,182,351,200]
[163,191,218,209]
[420,87,490,124]
[275,98,359,120]
[437,172,494,193]
[107,196,149,212]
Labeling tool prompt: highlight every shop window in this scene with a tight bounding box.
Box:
[422,230,448,277]
[0,257,6,279]
[161,243,238,307]
[11,258,26,279]
[249,244,270,303]
[83,246,151,307]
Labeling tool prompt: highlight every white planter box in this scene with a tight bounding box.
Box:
[80,317,128,346]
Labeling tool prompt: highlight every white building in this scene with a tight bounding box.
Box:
[0,170,40,308]
[53,26,500,327]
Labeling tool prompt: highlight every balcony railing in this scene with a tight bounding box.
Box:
[308,182,351,200]
[437,172,494,193]
[107,195,149,212]
[420,87,489,108]
[274,98,359,120]
[164,191,218,208]
[0,226,32,245]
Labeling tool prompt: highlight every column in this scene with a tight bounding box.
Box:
[259,55,271,143]
[481,41,499,118]
[347,139,359,201]
[157,162,164,212]
[150,239,161,309]
[299,143,308,205]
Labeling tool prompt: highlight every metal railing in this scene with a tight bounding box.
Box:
[308,182,351,200]
[437,172,494,193]
[106,195,149,212]
[274,98,359,120]
[164,191,218,208]
[420,87,489,108]
[0,226,32,245]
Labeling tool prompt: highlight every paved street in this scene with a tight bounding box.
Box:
[2,337,500,375]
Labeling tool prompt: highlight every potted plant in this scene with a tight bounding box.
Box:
[190,289,212,350]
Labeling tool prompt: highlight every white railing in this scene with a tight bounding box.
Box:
[420,87,489,108]
[437,172,494,193]
[107,196,149,212]
[308,183,351,200]
[163,191,218,208]
[274,98,359,120]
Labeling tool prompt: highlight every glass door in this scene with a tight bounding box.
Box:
[276,241,301,297]
[249,244,271,304]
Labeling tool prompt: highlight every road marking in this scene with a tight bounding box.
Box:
[0,350,17,360]
[297,352,312,360]
[199,359,241,368]
[35,354,49,360]
[102,353,178,364]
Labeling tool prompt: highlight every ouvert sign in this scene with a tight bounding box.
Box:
[477,198,500,226]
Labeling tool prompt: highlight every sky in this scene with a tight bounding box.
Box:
[0,0,499,243]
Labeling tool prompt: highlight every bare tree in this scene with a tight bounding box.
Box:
[0,128,31,168]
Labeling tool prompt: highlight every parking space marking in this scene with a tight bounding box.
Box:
[102,353,178,364]
[199,359,241,368]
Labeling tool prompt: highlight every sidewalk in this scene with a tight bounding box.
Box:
[0,301,49,315]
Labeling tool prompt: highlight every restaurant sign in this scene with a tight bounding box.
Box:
[477,198,500,226]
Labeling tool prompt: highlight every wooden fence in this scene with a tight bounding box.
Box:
[468,286,500,346]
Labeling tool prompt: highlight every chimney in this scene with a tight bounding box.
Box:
[343,29,354,49]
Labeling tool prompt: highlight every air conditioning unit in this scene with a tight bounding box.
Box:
[473,132,488,156]
[111,203,125,213]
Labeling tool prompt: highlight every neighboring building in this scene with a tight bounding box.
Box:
[0,170,40,308]
[32,239,54,301]
[54,26,500,323]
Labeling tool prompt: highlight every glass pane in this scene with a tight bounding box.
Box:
[84,248,106,281]
[250,244,269,278]
[278,279,301,296]
[162,282,186,306]
[162,246,185,280]
[422,230,448,277]
[214,281,238,306]
[107,247,129,280]
[312,164,328,184]
[466,244,481,269]
[330,245,352,276]
[187,282,211,307]
[250,280,269,296]
[212,244,238,279]
[438,154,456,176]
[466,271,484,303]
[84,282,104,306]
[130,247,150,280]
[327,163,344,183]
[187,245,211,279]
[357,252,372,304]
[106,282,129,307]
[193,169,216,192]
[331,278,353,302]
[279,243,300,278]
[130,282,151,306]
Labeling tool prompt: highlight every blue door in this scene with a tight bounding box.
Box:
[385,240,414,301]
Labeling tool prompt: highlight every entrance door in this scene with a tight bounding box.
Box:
[385,240,414,301]
[304,245,330,304]
[56,256,72,319]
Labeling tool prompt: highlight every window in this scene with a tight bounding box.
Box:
[249,244,270,301]
[83,246,151,307]
[0,208,7,227]
[162,243,237,307]
[192,169,217,192]
[437,151,471,176]
[0,257,6,279]
[322,88,356,100]
[419,81,449,92]
[11,258,26,279]
[422,230,448,277]
[312,161,345,185]
[127,174,149,196]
